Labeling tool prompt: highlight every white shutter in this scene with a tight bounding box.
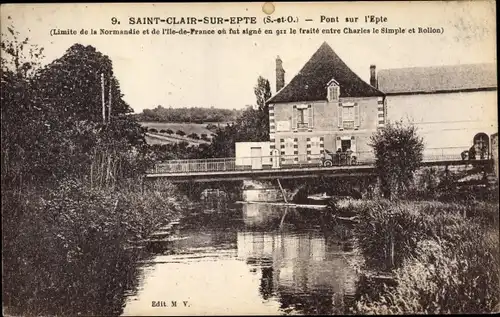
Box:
[351,136,357,152]
[336,137,342,152]
[354,103,360,128]
[308,105,314,128]
[338,104,343,128]
[292,106,297,129]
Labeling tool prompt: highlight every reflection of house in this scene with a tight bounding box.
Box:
[236,231,356,303]
[266,42,386,165]
[375,63,497,157]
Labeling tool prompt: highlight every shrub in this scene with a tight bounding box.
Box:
[354,227,500,314]
[354,200,498,272]
[206,123,217,131]
[2,178,185,316]
[188,133,200,140]
[148,128,158,133]
[165,129,174,135]
[370,121,424,199]
[175,130,186,136]
[159,129,166,133]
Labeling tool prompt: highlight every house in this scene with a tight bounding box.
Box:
[265,42,386,166]
[374,63,498,159]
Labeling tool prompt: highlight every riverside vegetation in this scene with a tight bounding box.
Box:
[1,23,191,316]
[2,20,274,316]
[340,122,500,314]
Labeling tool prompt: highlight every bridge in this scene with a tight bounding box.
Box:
[145,148,493,183]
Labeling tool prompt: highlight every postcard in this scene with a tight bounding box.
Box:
[1,2,498,316]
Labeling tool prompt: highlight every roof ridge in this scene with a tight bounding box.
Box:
[379,62,496,72]
[268,42,384,103]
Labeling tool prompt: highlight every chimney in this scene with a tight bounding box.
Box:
[370,65,377,88]
[276,56,285,92]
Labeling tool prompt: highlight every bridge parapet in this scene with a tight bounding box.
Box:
[149,147,482,175]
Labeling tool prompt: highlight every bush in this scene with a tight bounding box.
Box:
[166,129,174,135]
[188,133,200,140]
[148,128,158,133]
[352,199,500,314]
[354,228,500,314]
[354,200,499,272]
[2,179,185,316]
[159,129,166,133]
[206,123,217,131]
[370,121,424,199]
[175,130,186,136]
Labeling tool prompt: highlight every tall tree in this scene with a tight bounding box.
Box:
[1,19,46,187]
[370,121,424,199]
[253,76,272,141]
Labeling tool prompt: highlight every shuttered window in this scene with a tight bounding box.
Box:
[339,102,359,130]
[292,105,297,129]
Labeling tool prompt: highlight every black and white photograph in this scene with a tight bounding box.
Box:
[1,1,498,316]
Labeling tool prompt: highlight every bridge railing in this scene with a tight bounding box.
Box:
[149,147,478,175]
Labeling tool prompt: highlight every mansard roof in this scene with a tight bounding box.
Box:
[267,42,384,104]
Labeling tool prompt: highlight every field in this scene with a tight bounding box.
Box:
[145,133,211,146]
[139,121,224,136]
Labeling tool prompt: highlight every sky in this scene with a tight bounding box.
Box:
[1,2,497,113]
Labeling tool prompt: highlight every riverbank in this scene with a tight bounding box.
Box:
[331,199,500,314]
[2,178,189,316]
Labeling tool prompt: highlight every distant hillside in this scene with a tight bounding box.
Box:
[133,106,243,123]
[140,122,218,146]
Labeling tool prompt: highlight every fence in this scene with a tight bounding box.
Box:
[149,147,476,175]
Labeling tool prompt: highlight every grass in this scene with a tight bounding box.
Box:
[346,199,500,314]
[2,178,188,316]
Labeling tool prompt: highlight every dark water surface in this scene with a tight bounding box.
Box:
[121,204,360,316]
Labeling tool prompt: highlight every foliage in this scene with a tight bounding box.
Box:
[351,199,500,314]
[196,76,272,158]
[354,229,499,314]
[353,199,498,272]
[188,132,200,140]
[1,26,166,316]
[370,121,424,199]
[3,179,185,316]
[133,105,242,123]
[166,129,174,134]
[175,129,186,136]
[1,16,45,79]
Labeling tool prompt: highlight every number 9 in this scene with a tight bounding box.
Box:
[111,17,118,25]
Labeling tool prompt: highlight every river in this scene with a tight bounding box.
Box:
[121,202,361,316]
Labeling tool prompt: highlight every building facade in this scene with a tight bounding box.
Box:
[266,42,386,165]
[375,63,498,158]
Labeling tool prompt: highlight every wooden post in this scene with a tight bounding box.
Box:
[280,207,289,230]
[101,73,106,124]
[108,76,112,123]
[277,179,288,203]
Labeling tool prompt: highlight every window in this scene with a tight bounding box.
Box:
[327,83,340,101]
[293,105,313,129]
[339,102,359,130]
[297,108,307,128]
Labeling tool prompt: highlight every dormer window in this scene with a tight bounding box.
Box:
[327,79,340,102]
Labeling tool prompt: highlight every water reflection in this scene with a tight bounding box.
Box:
[122,203,359,316]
